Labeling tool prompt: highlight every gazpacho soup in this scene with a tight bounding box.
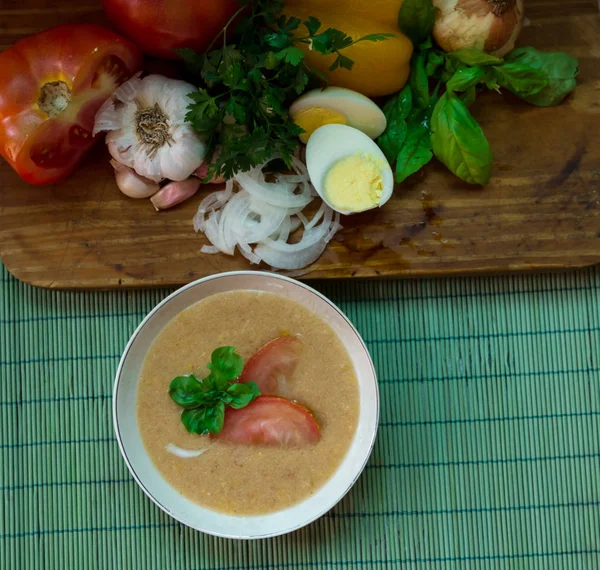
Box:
[137,290,360,515]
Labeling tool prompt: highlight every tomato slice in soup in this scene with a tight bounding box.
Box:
[239,336,301,394]
[217,396,320,446]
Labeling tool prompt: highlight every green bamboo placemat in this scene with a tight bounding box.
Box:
[1,262,599,569]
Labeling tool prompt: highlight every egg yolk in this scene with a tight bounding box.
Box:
[323,154,385,212]
[292,107,348,143]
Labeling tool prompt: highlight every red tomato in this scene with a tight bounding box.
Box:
[0,24,142,185]
[218,396,321,446]
[102,0,240,59]
[239,336,301,394]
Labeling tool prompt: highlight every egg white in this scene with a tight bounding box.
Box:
[290,87,387,140]
[305,124,394,215]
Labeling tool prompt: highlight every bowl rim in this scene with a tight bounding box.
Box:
[113,270,379,539]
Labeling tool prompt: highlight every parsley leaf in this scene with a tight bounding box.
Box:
[311,28,353,54]
[303,16,321,36]
[355,33,397,43]
[275,46,305,66]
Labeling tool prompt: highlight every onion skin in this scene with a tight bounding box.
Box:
[433,0,524,57]
[151,178,202,210]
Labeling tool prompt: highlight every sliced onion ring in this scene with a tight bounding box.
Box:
[192,156,342,271]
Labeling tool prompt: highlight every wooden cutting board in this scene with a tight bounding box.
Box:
[1,0,599,289]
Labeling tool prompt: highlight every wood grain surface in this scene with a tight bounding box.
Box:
[1,0,599,289]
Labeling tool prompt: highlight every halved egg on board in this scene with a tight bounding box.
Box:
[290,87,387,143]
[306,124,394,215]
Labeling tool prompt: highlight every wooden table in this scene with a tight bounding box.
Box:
[1,0,599,288]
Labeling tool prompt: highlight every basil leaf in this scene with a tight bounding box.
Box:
[397,0,435,45]
[439,56,467,83]
[379,85,413,162]
[200,374,218,391]
[447,67,485,92]
[448,49,503,67]
[431,92,492,185]
[425,51,445,77]
[492,63,549,99]
[204,402,225,435]
[419,38,433,51]
[395,123,433,183]
[461,86,477,108]
[378,118,408,164]
[505,47,579,106]
[382,85,412,122]
[482,69,500,91]
[208,346,244,382]
[169,375,205,409]
[227,382,261,409]
[181,407,210,435]
[410,54,429,109]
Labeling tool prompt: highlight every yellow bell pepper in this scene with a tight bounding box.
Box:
[285,0,413,97]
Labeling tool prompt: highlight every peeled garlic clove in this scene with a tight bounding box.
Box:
[111,160,159,199]
[151,178,202,211]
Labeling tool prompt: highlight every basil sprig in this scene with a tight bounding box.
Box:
[378,0,579,186]
[169,347,260,436]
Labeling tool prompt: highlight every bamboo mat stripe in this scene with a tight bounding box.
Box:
[1,263,599,569]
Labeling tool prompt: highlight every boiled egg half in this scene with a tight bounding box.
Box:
[290,87,387,143]
[306,124,394,215]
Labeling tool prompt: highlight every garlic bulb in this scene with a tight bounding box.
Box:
[433,0,525,57]
[94,74,206,183]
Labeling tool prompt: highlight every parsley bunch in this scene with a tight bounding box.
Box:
[169,346,260,436]
[178,0,393,180]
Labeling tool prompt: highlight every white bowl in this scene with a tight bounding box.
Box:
[113,271,379,539]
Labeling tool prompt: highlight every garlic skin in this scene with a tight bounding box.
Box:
[110,160,159,199]
[94,74,207,183]
[433,0,524,57]
[150,178,202,211]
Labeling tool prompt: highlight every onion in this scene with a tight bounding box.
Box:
[433,0,524,57]
[255,213,341,271]
[276,215,292,242]
[289,216,303,233]
[193,157,341,270]
[235,171,313,209]
[238,240,262,265]
[165,443,210,459]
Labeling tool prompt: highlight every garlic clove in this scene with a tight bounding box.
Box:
[193,162,226,184]
[150,177,202,211]
[106,130,136,169]
[157,125,206,181]
[111,160,160,199]
[133,145,163,182]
